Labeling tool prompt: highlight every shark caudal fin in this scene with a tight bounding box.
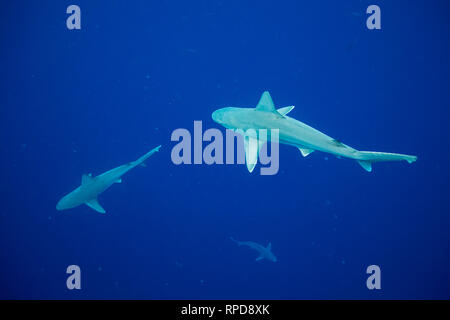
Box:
[230,237,241,245]
[355,151,417,172]
[135,145,161,166]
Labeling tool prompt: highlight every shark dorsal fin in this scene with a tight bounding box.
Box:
[256,91,276,112]
[277,105,295,116]
[85,198,105,213]
[267,242,272,250]
[256,91,285,118]
[81,173,93,185]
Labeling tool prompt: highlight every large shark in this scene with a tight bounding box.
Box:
[230,237,277,262]
[212,91,417,172]
[56,145,161,213]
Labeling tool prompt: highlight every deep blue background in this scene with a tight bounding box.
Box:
[1,0,449,299]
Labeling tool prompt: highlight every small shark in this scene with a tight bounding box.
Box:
[230,237,277,262]
[212,91,417,172]
[56,145,161,213]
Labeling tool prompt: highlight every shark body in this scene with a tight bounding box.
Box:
[56,145,161,213]
[230,237,277,262]
[212,91,417,172]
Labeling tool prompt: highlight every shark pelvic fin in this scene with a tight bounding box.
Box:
[81,173,93,185]
[115,178,122,183]
[85,198,106,213]
[298,147,314,157]
[256,256,264,261]
[357,160,372,172]
[277,105,295,116]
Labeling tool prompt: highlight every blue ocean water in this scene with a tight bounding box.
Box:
[1,0,449,299]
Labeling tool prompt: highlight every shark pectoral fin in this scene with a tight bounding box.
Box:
[85,198,106,213]
[140,163,147,167]
[277,105,295,116]
[256,256,264,262]
[357,160,372,172]
[81,173,93,185]
[244,135,259,173]
[298,147,314,157]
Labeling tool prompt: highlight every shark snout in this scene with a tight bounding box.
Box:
[211,109,221,124]
[56,196,69,211]
[212,107,232,125]
[56,200,63,211]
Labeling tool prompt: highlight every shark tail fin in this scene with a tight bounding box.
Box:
[230,237,241,245]
[355,151,417,172]
[136,145,161,165]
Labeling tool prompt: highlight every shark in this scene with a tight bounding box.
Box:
[56,145,161,213]
[211,91,417,172]
[230,237,277,262]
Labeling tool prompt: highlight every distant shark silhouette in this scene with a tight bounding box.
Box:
[230,237,277,262]
[56,145,161,213]
[212,91,417,172]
